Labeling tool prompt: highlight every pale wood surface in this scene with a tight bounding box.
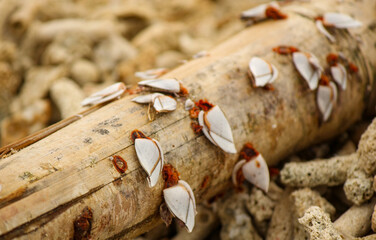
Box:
[0,0,375,239]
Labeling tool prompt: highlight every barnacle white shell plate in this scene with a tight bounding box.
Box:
[324,12,362,29]
[138,79,181,93]
[249,57,278,87]
[331,64,347,90]
[317,82,338,122]
[198,106,237,153]
[241,154,270,192]
[135,138,164,187]
[293,52,322,90]
[81,82,126,107]
[163,180,197,232]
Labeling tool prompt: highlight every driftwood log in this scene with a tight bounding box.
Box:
[1,0,376,239]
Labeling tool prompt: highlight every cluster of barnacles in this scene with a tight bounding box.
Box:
[75,1,364,235]
[131,129,197,232]
[275,49,358,122]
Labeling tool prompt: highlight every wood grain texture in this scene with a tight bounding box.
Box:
[0,0,375,239]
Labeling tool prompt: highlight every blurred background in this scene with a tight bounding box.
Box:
[0,0,269,147]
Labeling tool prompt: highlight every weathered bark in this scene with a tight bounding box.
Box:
[0,0,375,239]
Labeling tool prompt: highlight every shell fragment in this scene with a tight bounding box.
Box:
[81,82,126,107]
[292,52,322,90]
[330,64,347,90]
[317,81,338,122]
[163,180,197,232]
[198,106,237,153]
[249,57,278,87]
[134,137,164,187]
[232,155,270,192]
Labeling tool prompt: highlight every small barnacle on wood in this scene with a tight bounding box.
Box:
[162,164,180,189]
[73,207,93,240]
[272,46,299,55]
[184,99,194,110]
[110,155,128,174]
[232,143,270,192]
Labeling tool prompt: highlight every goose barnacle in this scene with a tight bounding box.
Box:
[241,1,287,23]
[292,52,323,90]
[198,105,237,154]
[81,82,126,107]
[316,76,338,122]
[132,93,177,113]
[138,78,188,95]
[163,180,197,232]
[131,130,164,187]
[232,143,270,192]
[315,12,362,41]
[248,57,278,88]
